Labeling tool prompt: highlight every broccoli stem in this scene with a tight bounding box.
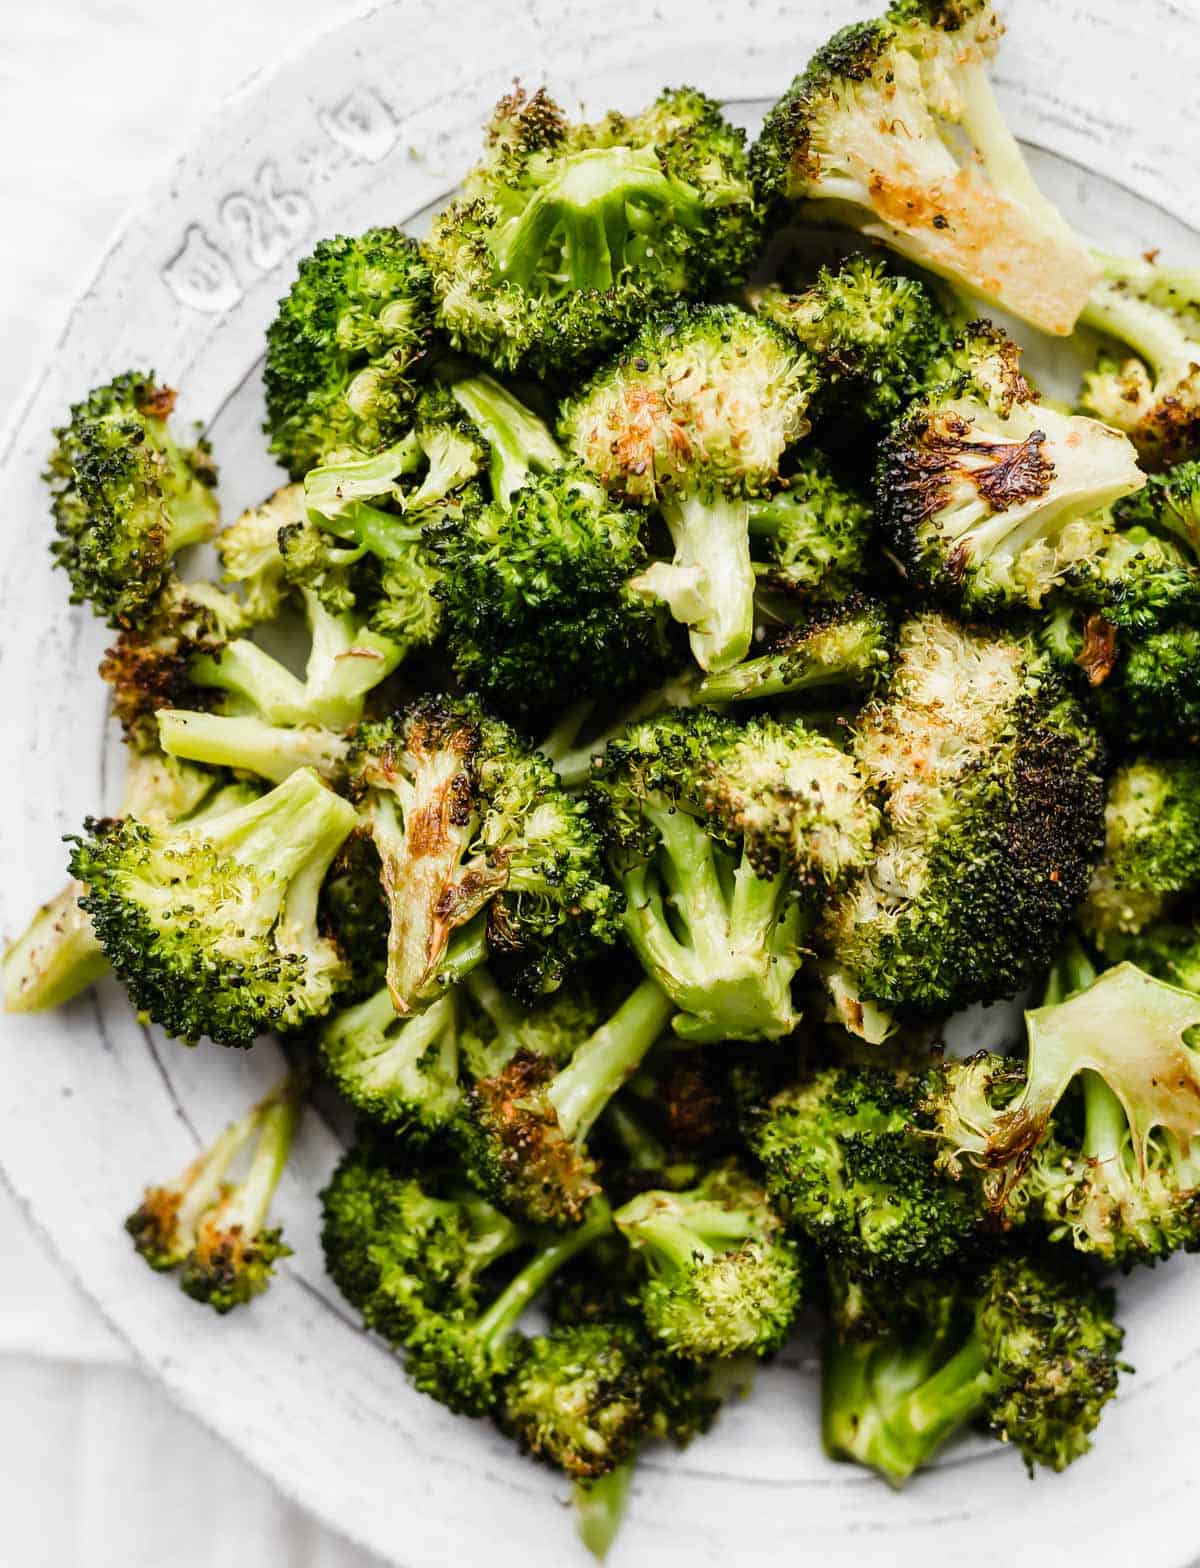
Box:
[190,641,312,724]
[447,374,561,504]
[208,1083,302,1245]
[464,966,531,1056]
[573,1457,635,1561]
[3,881,108,1013]
[546,979,674,1141]
[634,492,755,673]
[199,769,355,907]
[954,63,1063,221]
[621,1205,752,1270]
[697,622,881,704]
[874,1335,994,1483]
[604,1102,672,1175]
[304,438,423,528]
[547,675,700,789]
[1081,278,1188,375]
[157,711,348,784]
[471,1199,613,1356]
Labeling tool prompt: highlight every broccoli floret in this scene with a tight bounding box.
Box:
[404,1198,614,1416]
[1080,253,1200,470]
[126,1076,301,1313]
[751,4,1096,336]
[753,255,955,427]
[1081,758,1200,948]
[319,1140,523,1343]
[818,613,1106,1016]
[46,372,219,627]
[69,767,357,1046]
[876,327,1148,614]
[424,85,761,376]
[932,957,1200,1264]
[349,699,621,1014]
[747,1066,986,1277]
[746,449,875,599]
[821,1254,1124,1483]
[319,989,462,1138]
[263,228,437,477]
[216,484,308,621]
[499,1318,718,1481]
[696,597,891,705]
[317,831,390,1003]
[459,965,601,1080]
[425,372,667,718]
[460,976,674,1225]
[1048,607,1200,752]
[590,709,876,1040]
[613,1164,804,1359]
[560,304,815,673]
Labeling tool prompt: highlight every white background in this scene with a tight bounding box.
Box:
[0,3,384,1563]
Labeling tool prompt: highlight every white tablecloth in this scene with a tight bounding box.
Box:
[0,4,388,1562]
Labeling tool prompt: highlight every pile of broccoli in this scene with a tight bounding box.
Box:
[12,0,1200,1553]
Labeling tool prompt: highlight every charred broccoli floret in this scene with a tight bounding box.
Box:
[47,372,219,627]
[818,614,1106,1023]
[753,255,955,427]
[876,326,1148,614]
[747,1066,986,1277]
[1081,758,1200,949]
[127,1075,301,1312]
[696,596,891,705]
[590,709,877,1041]
[263,228,437,477]
[613,1164,804,1359]
[1080,253,1200,469]
[425,86,761,375]
[560,304,815,672]
[69,767,357,1046]
[460,976,674,1226]
[425,372,666,718]
[821,1254,1124,1483]
[319,1140,523,1344]
[349,699,621,1014]
[751,3,1096,336]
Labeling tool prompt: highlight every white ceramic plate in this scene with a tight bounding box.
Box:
[3,3,1200,1564]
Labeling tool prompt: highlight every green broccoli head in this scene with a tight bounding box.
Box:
[750,6,1096,337]
[70,767,357,1046]
[263,228,437,477]
[696,595,892,707]
[746,450,875,599]
[317,831,391,1003]
[319,989,462,1139]
[614,1164,805,1360]
[1081,758,1200,947]
[748,1066,986,1278]
[319,1141,523,1344]
[875,329,1148,615]
[424,85,761,376]
[349,698,621,1015]
[754,255,955,427]
[47,372,220,628]
[1080,254,1200,470]
[821,1252,1124,1483]
[819,614,1106,1014]
[128,1077,300,1313]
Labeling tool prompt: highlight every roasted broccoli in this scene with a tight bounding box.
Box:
[745,449,876,600]
[319,989,463,1139]
[127,1075,302,1312]
[696,596,891,705]
[47,372,219,627]
[751,2,1096,336]
[425,86,761,375]
[560,304,815,672]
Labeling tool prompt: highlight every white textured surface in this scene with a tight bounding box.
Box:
[0,2,379,1562]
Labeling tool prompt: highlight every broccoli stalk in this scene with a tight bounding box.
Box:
[404,1198,614,1416]
[2,881,110,1014]
[70,767,357,1046]
[613,1165,804,1359]
[572,1458,635,1561]
[822,1256,1125,1483]
[464,977,675,1225]
[158,709,349,785]
[127,1075,302,1312]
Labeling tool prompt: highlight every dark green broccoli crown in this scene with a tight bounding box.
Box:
[1083,758,1200,946]
[749,21,892,206]
[1103,620,1200,749]
[821,615,1106,1011]
[749,451,874,596]
[318,833,391,1003]
[975,1254,1123,1472]
[69,768,356,1046]
[428,466,667,718]
[749,1067,985,1277]
[1114,459,1200,547]
[47,371,220,628]
[424,85,761,376]
[615,1164,805,1360]
[756,257,955,427]
[319,1143,521,1343]
[402,1311,514,1416]
[498,1321,660,1479]
[263,228,436,477]
[559,302,815,506]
